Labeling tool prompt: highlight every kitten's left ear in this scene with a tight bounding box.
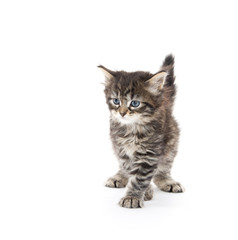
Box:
[145,71,168,94]
[98,65,115,85]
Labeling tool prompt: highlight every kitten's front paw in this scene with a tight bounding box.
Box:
[161,182,185,193]
[119,196,144,208]
[105,177,127,188]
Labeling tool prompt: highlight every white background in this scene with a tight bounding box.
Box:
[0,0,238,239]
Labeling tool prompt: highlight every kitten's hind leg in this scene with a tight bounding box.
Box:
[153,173,185,193]
[105,170,128,188]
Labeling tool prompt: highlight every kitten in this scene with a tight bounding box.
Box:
[98,55,184,208]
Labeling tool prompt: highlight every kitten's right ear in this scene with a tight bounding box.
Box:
[98,65,115,85]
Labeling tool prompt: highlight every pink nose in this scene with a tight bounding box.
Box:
[120,112,127,117]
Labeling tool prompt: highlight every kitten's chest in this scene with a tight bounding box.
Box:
[116,133,141,160]
[111,123,148,160]
[122,139,138,159]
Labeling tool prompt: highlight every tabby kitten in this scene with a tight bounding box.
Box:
[98,55,184,208]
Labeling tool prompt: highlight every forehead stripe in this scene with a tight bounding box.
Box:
[124,89,130,96]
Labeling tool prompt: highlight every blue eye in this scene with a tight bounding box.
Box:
[130,100,140,107]
[113,98,120,105]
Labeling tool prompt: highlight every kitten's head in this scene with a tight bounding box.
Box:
[98,55,175,125]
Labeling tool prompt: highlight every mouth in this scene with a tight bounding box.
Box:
[112,112,139,124]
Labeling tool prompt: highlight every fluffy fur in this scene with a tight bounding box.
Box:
[99,55,184,208]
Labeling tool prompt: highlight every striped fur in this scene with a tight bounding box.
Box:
[99,55,184,208]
